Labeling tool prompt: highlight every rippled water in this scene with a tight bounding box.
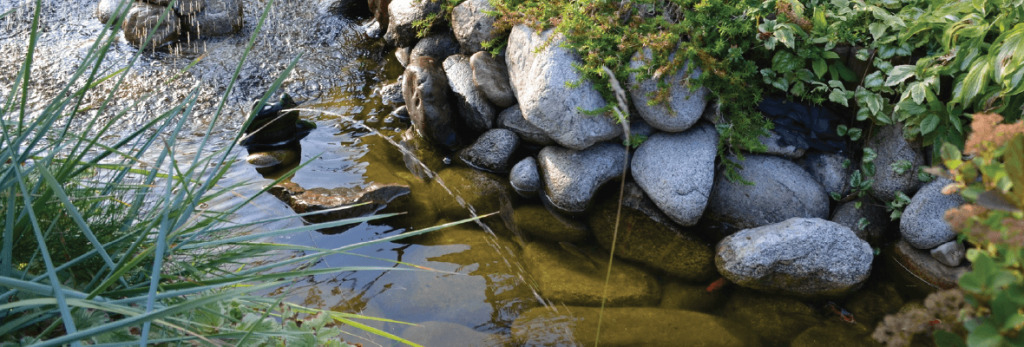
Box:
[1,1,934,346]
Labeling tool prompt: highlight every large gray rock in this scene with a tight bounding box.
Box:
[509,157,541,198]
[458,128,518,173]
[538,143,627,213]
[470,51,516,108]
[409,32,460,63]
[96,0,126,24]
[505,25,622,150]
[631,124,718,226]
[444,54,497,132]
[627,49,708,132]
[868,124,925,202]
[181,0,243,38]
[707,155,830,229]
[716,218,873,297]
[451,0,497,54]
[512,306,759,347]
[497,106,553,145]
[384,0,442,47]
[900,178,963,249]
[800,151,853,198]
[403,57,459,149]
[830,197,890,244]
[522,242,660,306]
[123,2,181,49]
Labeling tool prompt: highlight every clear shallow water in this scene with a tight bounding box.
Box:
[1,1,936,346]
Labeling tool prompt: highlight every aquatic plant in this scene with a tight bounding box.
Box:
[0,1,467,345]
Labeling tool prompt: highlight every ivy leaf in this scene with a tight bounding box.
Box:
[864,71,885,88]
[909,81,928,104]
[829,88,850,106]
[813,58,828,79]
[959,60,992,106]
[885,65,916,86]
[869,23,888,41]
[775,25,797,49]
[848,127,863,141]
[920,114,941,135]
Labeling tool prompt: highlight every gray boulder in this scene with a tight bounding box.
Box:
[123,2,181,49]
[509,157,541,197]
[627,49,708,132]
[458,128,518,173]
[470,51,516,108]
[505,25,621,150]
[868,124,925,202]
[451,0,497,54]
[96,0,125,24]
[379,80,404,105]
[631,124,717,226]
[181,0,243,38]
[830,197,890,244]
[402,57,459,149]
[716,218,873,297]
[443,54,497,132]
[538,143,627,213]
[384,0,441,47]
[707,155,830,229]
[409,32,460,63]
[497,106,553,145]
[800,151,853,198]
[931,240,966,267]
[173,0,204,16]
[900,178,963,249]
[395,46,411,67]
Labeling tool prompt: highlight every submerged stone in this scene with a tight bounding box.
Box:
[659,279,726,312]
[401,321,504,347]
[791,322,876,347]
[522,242,659,306]
[182,0,243,38]
[513,204,589,243]
[269,182,411,233]
[724,291,819,346]
[511,306,760,346]
[123,2,181,49]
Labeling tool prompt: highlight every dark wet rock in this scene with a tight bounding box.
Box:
[758,129,807,159]
[141,0,172,5]
[269,182,411,232]
[659,279,726,312]
[401,321,504,347]
[245,148,299,168]
[707,155,830,229]
[451,0,497,54]
[497,105,553,146]
[631,124,717,226]
[831,197,890,244]
[384,0,441,47]
[891,239,969,289]
[522,242,660,306]
[403,57,459,150]
[509,157,541,198]
[716,218,873,297]
[470,51,515,108]
[398,127,445,180]
[617,182,681,227]
[506,25,621,150]
[409,32,460,63]
[363,19,383,38]
[931,240,966,267]
[395,46,411,67]
[724,291,819,346]
[791,322,875,347]
[758,98,846,153]
[458,128,518,173]
[627,49,707,132]
[846,282,904,327]
[900,178,963,249]
[433,166,510,221]
[172,0,204,16]
[389,105,410,121]
[513,204,589,242]
[241,95,313,147]
[868,124,926,202]
[512,306,759,347]
[538,143,627,213]
[181,0,243,38]
[319,0,370,19]
[368,0,391,32]
[123,2,181,49]
[589,193,716,281]
[800,151,853,197]
[96,0,124,25]
[444,54,497,132]
[379,80,404,105]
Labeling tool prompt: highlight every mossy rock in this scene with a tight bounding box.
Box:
[791,321,879,347]
[846,282,905,327]
[511,306,761,346]
[724,290,820,345]
[514,204,590,242]
[522,241,660,306]
[589,197,715,281]
[658,279,726,312]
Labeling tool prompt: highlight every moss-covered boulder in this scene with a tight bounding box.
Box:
[791,321,878,347]
[511,306,760,346]
[522,242,660,306]
[514,204,589,243]
[658,279,726,312]
[724,290,820,345]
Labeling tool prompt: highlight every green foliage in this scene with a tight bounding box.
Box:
[937,113,1024,346]
[412,0,464,38]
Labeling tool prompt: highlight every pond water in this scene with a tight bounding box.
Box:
[0,1,938,346]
